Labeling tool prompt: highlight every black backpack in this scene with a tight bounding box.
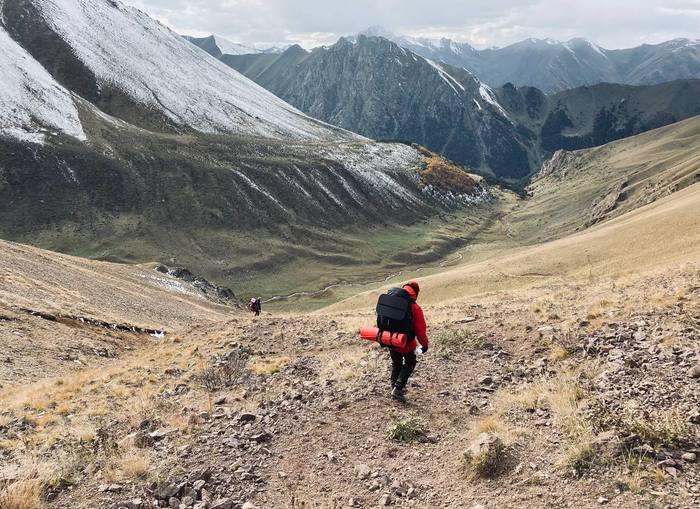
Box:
[376,287,414,337]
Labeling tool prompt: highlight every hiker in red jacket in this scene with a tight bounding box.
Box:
[390,281,429,403]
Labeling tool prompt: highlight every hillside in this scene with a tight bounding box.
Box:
[510,113,700,242]
[1,7,700,508]
[500,80,700,153]
[0,0,492,298]
[219,35,700,181]
[0,239,232,385]
[184,35,259,58]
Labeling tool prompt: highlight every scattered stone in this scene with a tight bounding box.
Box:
[478,375,494,386]
[457,316,477,323]
[155,484,180,500]
[688,365,700,379]
[110,501,142,509]
[354,463,371,480]
[210,499,234,509]
[131,430,154,448]
[99,484,123,493]
[682,452,697,463]
[379,493,392,506]
[168,497,180,509]
[464,433,504,477]
[251,432,271,443]
[193,479,206,492]
[149,428,176,441]
[598,496,609,504]
[214,395,227,405]
[240,413,257,423]
[592,430,621,457]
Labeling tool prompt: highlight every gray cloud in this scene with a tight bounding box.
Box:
[124,0,700,49]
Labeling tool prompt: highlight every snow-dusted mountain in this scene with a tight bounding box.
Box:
[4,0,351,141]
[362,28,700,93]
[0,26,85,143]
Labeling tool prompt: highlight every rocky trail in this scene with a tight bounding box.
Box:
[35,269,699,509]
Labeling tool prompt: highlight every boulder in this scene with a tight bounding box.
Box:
[463,433,504,477]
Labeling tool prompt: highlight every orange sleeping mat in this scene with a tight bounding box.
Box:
[359,327,408,349]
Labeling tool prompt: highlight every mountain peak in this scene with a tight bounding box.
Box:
[358,25,396,39]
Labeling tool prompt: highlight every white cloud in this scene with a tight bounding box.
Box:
[123,0,700,49]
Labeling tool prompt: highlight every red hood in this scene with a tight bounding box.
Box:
[403,285,418,300]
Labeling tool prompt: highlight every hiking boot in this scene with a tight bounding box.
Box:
[391,386,406,403]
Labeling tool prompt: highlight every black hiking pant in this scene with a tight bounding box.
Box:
[390,350,417,390]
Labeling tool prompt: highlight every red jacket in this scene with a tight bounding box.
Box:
[393,285,429,354]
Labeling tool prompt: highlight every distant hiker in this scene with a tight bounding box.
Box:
[254,297,262,316]
[374,280,429,403]
[248,297,262,316]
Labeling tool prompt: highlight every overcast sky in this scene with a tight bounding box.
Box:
[123,0,700,49]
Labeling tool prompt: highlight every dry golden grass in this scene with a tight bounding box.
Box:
[103,447,151,482]
[0,479,44,509]
[250,356,290,375]
[470,415,519,445]
[549,343,572,362]
[318,347,364,383]
[328,181,700,313]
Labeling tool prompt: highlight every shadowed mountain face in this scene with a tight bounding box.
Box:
[0,0,490,295]
[217,36,700,181]
[224,36,536,179]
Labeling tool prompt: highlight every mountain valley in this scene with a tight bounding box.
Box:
[0,1,699,508]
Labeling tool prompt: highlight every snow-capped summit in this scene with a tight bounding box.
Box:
[357,25,396,39]
[184,34,259,57]
[209,35,258,56]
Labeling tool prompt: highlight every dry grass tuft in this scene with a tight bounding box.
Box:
[0,479,45,509]
[250,356,290,375]
[103,447,151,482]
[562,438,595,478]
[470,415,519,445]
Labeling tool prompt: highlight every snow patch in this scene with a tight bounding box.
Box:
[230,170,289,214]
[424,58,465,95]
[479,84,510,120]
[0,26,85,144]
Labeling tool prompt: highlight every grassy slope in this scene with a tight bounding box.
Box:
[509,114,700,243]
[326,116,700,311]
